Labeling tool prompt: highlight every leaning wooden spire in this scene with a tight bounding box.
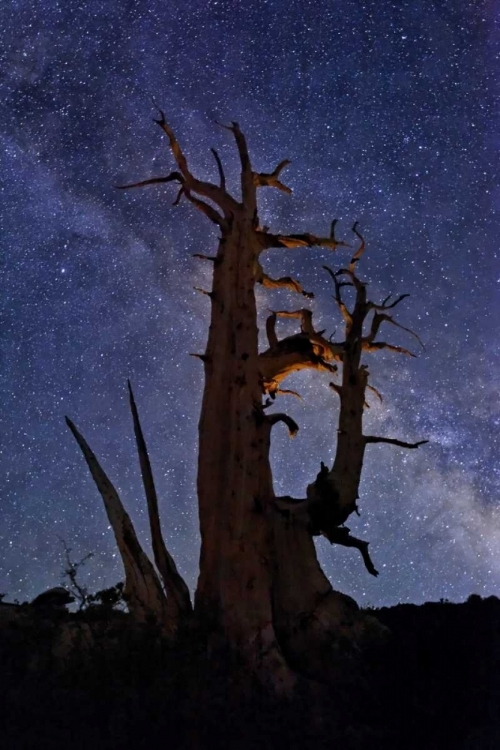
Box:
[65,417,171,630]
[127,381,192,626]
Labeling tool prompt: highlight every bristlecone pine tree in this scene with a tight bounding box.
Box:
[67,113,426,693]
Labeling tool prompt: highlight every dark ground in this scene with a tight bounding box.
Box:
[1,595,499,749]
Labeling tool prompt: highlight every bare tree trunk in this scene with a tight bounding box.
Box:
[194,217,296,691]
[67,113,427,693]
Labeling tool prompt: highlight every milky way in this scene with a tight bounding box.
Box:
[1,1,499,606]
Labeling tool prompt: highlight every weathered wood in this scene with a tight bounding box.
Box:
[305,230,427,565]
[65,417,171,631]
[111,116,426,689]
[194,213,296,693]
[127,381,192,630]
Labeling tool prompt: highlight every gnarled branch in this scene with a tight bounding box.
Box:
[364,436,428,449]
[216,119,256,212]
[266,412,299,438]
[364,312,425,351]
[362,341,417,357]
[321,526,379,577]
[323,265,352,327]
[153,109,239,216]
[259,272,314,298]
[115,172,183,191]
[259,308,342,397]
[349,221,366,273]
[253,159,292,194]
[182,187,225,226]
[263,231,349,251]
[210,148,226,191]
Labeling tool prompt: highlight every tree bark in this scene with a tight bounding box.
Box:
[194,214,296,692]
[65,418,172,633]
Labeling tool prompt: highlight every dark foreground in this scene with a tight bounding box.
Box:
[1,595,499,749]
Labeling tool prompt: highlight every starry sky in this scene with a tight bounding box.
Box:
[1,0,499,608]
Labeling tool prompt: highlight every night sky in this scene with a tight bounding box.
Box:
[2,1,499,608]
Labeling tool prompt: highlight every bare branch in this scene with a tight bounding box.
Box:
[217,120,255,210]
[253,159,292,194]
[276,388,302,400]
[329,219,350,247]
[365,436,428,449]
[194,286,213,298]
[349,221,366,272]
[265,312,278,348]
[366,383,383,402]
[273,309,343,361]
[322,527,379,577]
[183,188,225,226]
[154,109,191,181]
[329,381,342,398]
[374,313,425,350]
[267,413,299,438]
[193,253,218,263]
[115,172,182,190]
[362,341,417,357]
[153,109,239,216]
[264,231,349,251]
[370,293,410,311]
[323,265,352,326]
[211,148,226,191]
[127,382,192,621]
[260,272,314,298]
[172,186,184,206]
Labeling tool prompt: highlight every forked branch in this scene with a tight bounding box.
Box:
[253,159,292,194]
[321,527,379,577]
[323,265,352,327]
[116,170,225,226]
[364,312,425,351]
[216,119,256,212]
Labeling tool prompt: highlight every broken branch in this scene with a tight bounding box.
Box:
[253,159,292,194]
[323,265,352,326]
[267,413,299,438]
[115,172,183,190]
[153,109,238,216]
[322,527,379,577]
[364,436,428,449]
[210,147,226,191]
[349,221,366,272]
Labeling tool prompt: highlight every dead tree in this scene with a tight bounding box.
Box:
[67,114,426,691]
